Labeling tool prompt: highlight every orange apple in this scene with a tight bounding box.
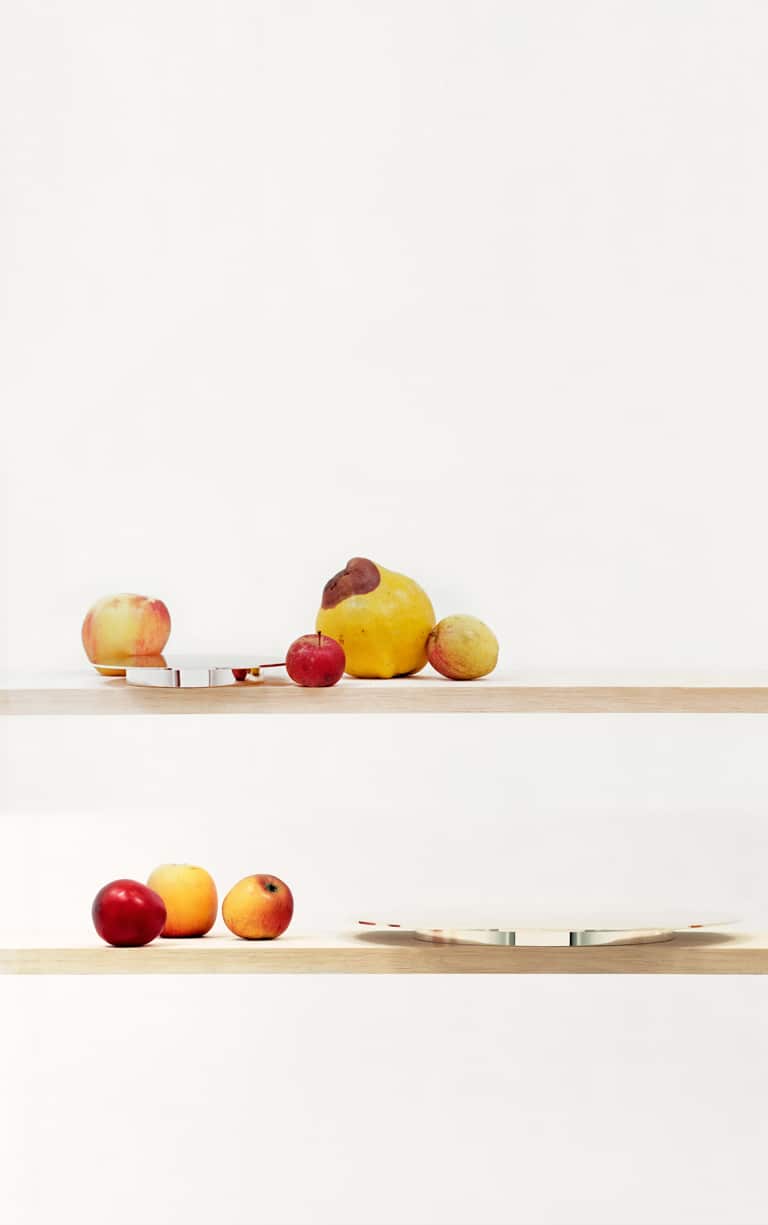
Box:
[147,864,218,938]
[81,593,171,675]
[222,875,294,940]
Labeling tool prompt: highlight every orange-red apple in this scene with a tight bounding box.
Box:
[147,864,218,938]
[81,593,171,675]
[222,875,294,940]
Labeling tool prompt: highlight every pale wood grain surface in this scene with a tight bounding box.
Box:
[6,672,768,714]
[3,929,768,974]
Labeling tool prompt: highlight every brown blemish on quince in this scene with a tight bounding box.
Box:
[322,558,381,609]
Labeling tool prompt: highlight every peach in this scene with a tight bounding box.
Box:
[222,874,294,940]
[427,615,499,680]
[147,864,218,938]
[81,593,171,675]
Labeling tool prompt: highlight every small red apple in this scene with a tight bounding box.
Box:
[285,632,345,687]
[92,879,167,947]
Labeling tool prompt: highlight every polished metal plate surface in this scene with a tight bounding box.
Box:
[95,655,283,688]
[411,927,675,946]
[358,910,734,947]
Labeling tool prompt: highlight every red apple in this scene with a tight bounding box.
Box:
[285,632,345,687]
[92,879,167,947]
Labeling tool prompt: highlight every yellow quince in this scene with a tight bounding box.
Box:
[316,558,435,678]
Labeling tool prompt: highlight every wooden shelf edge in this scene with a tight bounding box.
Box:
[2,931,767,975]
[6,679,768,715]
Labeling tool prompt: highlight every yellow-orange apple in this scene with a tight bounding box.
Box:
[427,614,498,680]
[222,875,294,940]
[147,864,218,938]
[81,593,171,675]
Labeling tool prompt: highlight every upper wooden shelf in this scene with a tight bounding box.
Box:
[2,929,766,975]
[4,670,768,715]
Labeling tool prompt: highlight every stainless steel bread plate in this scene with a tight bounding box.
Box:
[97,654,283,688]
[357,909,735,948]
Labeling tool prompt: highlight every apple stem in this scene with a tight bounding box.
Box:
[318,631,322,648]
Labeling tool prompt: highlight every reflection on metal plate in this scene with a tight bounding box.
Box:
[95,655,284,688]
[359,910,735,948]
[412,927,677,947]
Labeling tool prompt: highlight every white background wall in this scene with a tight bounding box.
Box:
[3,3,768,1223]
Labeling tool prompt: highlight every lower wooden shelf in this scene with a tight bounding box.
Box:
[2,929,767,975]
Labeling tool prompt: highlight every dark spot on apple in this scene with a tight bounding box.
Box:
[321,558,380,609]
[265,881,279,893]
